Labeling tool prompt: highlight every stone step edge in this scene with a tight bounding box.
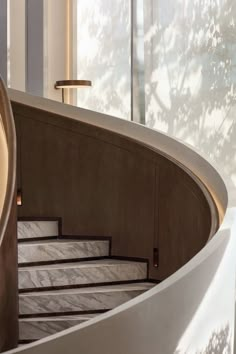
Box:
[18,219,61,239]
[19,314,98,321]
[19,281,155,296]
[19,309,108,319]
[18,253,148,268]
[18,235,112,243]
[18,256,111,268]
[19,278,156,294]
[18,239,110,245]
[18,257,148,269]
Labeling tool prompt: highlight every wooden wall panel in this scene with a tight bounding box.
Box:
[12,102,213,280]
[157,159,211,279]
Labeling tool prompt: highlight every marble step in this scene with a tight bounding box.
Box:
[19,283,154,315]
[18,220,59,240]
[18,240,110,264]
[19,314,97,341]
[19,259,148,290]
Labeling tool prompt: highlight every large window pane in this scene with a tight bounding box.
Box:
[144,0,236,156]
[76,0,131,119]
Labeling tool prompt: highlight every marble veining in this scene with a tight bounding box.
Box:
[25,282,154,294]
[18,240,109,263]
[18,221,59,239]
[18,260,147,289]
[19,284,153,314]
[19,315,96,340]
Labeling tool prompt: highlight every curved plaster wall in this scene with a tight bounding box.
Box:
[5,89,236,354]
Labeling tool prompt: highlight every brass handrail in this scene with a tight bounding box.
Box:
[0,76,16,246]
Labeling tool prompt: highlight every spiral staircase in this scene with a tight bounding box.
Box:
[18,219,155,343]
[0,78,235,354]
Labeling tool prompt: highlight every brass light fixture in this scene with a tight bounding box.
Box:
[54,80,92,103]
[153,247,159,268]
[17,189,22,206]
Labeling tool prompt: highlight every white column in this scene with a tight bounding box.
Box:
[44,0,71,102]
[26,0,44,96]
[9,0,26,91]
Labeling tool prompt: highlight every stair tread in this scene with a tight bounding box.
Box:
[19,259,147,271]
[19,314,99,340]
[19,314,98,321]
[18,219,150,340]
[18,240,110,264]
[20,282,154,296]
[19,259,147,290]
[18,220,59,239]
[18,239,109,245]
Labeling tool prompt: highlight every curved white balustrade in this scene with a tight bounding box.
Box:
[7,89,236,354]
